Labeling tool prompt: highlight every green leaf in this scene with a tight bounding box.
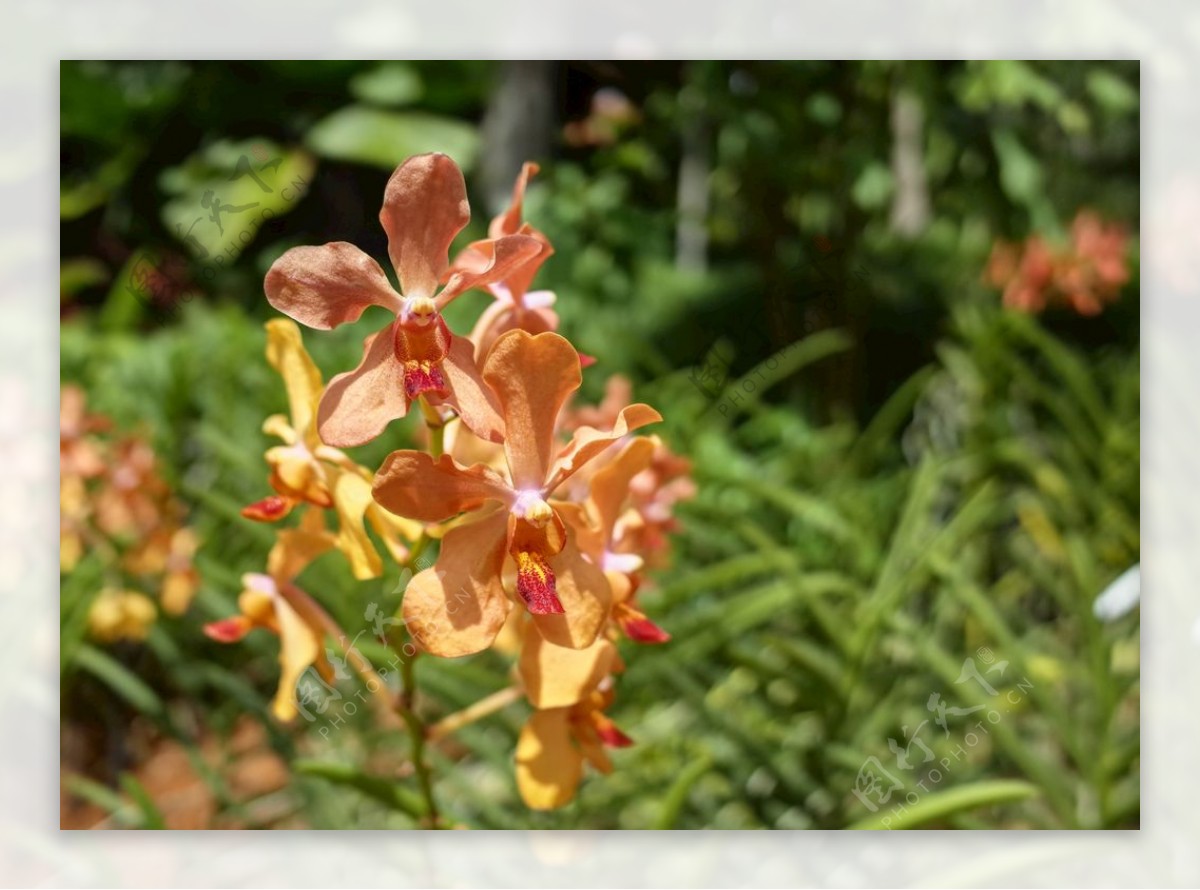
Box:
[991,128,1044,207]
[848,780,1039,829]
[73,644,165,717]
[294,760,426,819]
[60,257,110,299]
[711,328,852,424]
[119,774,167,829]
[63,775,138,828]
[350,63,424,107]
[851,162,894,210]
[60,146,143,220]
[653,753,712,829]
[306,106,480,172]
[1087,68,1138,114]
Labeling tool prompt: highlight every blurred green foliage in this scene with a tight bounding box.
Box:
[60,60,1138,829]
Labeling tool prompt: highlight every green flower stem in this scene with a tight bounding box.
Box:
[385,394,453,827]
[397,643,440,828]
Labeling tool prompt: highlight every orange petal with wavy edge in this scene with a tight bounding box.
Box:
[483,331,582,491]
[516,708,584,810]
[373,451,511,523]
[457,226,553,304]
[504,231,554,304]
[469,298,559,362]
[590,435,657,539]
[438,233,545,309]
[402,511,510,658]
[545,403,662,493]
[528,532,611,650]
[265,242,400,330]
[491,162,551,297]
[434,335,506,443]
[317,326,410,448]
[520,635,619,709]
[490,161,539,238]
[380,153,469,299]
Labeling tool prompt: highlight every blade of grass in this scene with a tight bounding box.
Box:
[848,779,1039,829]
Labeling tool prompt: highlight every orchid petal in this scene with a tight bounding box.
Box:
[402,511,510,658]
[328,467,385,580]
[265,242,400,330]
[266,511,335,581]
[380,153,469,299]
[590,436,657,540]
[468,301,559,364]
[545,404,662,493]
[373,451,511,523]
[270,593,324,722]
[265,319,324,438]
[483,331,581,491]
[551,500,605,561]
[490,161,539,238]
[516,709,584,810]
[437,233,545,309]
[366,503,421,564]
[265,444,330,506]
[528,533,611,650]
[435,335,506,443]
[203,615,252,643]
[520,635,619,709]
[317,325,410,448]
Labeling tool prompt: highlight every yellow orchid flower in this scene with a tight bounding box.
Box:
[510,626,634,810]
[244,318,421,580]
[204,510,337,722]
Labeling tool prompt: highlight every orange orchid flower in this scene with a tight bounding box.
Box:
[560,374,695,569]
[204,510,338,722]
[515,634,633,811]
[265,153,542,447]
[371,329,661,657]
[451,162,559,359]
[557,436,671,644]
[243,319,420,580]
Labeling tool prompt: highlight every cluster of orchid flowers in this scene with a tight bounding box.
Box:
[61,385,199,643]
[205,153,692,813]
[985,210,1130,316]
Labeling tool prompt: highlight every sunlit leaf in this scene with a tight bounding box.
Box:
[306,106,480,171]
